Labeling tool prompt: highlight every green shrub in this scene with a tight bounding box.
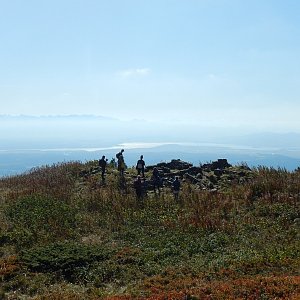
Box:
[5,195,79,248]
[21,242,113,282]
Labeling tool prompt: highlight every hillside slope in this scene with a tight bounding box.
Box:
[0,160,300,299]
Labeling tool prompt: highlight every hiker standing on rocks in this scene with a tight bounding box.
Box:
[116,149,125,176]
[172,176,181,201]
[98,155,108,183]
[136,155,146,177]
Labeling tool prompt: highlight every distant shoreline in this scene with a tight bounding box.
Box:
[1,142,300,177]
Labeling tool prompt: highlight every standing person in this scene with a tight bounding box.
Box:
[172,176,181,201]
[152,167,161,193]
[136,155,146,177]
[133,175,143,200]
[116,149,125,176]
[98,155,107,183]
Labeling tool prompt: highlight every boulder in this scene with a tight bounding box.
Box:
[187,166,203,175]
[211,159,231,170]
[185,173,200,184]
[157,159,192,170]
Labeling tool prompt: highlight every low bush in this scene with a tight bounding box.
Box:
[21,242,114,281]
[5,195,79,248]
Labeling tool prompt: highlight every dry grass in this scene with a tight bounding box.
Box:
[0,161,299,299]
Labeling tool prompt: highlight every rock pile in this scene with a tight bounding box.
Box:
[147,159,252,191]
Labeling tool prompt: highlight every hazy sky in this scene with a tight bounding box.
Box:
[1,0,300,131]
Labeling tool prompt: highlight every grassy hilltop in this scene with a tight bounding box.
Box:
[0,160,300,299]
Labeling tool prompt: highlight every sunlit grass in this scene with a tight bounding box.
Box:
[0,161,299,299]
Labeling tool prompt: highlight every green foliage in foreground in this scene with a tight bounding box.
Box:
[21,242,113,281]
[5,195,79,248]
[0,162,299,299]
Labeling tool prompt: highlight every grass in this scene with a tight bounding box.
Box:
[0,161,299,299]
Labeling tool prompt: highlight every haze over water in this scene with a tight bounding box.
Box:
[1,2,300,175]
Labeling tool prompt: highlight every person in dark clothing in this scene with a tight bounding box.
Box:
[99,155,108,183]
[136,155,146,177]
[133,175,143,200]
[152,167,161,193]
[172,176,181,201]
[116,149,124,160]
[116,149,125,176]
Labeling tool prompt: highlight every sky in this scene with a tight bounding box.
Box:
[1,0,300,132]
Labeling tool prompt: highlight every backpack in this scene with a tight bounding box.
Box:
[99,159,106,168]
[136,159,144,169]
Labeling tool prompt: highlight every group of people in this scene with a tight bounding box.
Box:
[98,149,181,200]
[98,149,127,181]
